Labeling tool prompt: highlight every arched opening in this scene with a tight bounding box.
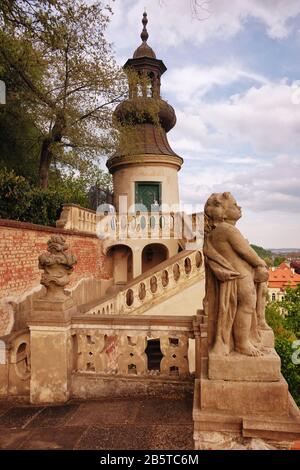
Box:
[142,243,168,274]
[108,244,133,286]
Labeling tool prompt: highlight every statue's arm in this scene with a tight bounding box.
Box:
[226,226,266,267]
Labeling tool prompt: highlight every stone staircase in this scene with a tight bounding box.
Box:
[78,249,204,317]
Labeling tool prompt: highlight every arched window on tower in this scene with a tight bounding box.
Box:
[272,293,276,301]
[148,72,154,97]
[137,83,143,97]
[147,82,152,97]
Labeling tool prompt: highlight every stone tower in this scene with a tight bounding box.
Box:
[105,12,184,282]
[107,12,183,212]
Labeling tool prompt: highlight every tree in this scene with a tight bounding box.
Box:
[0,39,42,182]
[251,244,273,266]
[274,255,286,266]
[281,284,300,338]
[266,301,300,406]
[0,0,126,187]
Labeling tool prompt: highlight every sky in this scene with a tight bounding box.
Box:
[105,0,300,248]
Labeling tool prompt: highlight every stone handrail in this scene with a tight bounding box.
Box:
[82,249,204,317]
[56,204,98,234]
[71,314,195,379]
[100,212,176,241]
[56,204,203,244]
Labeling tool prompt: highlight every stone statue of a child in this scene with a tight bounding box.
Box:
[204,192,270,357]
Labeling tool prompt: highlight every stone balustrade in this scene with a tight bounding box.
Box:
[99,212,176,240]
[56,204,98,234]
[83,249,203,317]
[71,315,195,379]
[56,204,203,244]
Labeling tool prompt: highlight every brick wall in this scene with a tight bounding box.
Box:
[0,220,113,301]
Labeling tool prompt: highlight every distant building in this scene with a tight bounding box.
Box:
[268,262,300,301]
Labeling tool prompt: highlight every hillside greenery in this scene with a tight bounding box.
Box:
[266,286,300,406]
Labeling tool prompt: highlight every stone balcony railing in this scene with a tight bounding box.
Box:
[56,204,203,243]
[80,249,204,317]
[100,212,176,241]
[71,314,195,380]
[56,204,98,234]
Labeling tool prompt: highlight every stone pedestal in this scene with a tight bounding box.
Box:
[193,354,300,449]
[260,329,275,348]
[208,350,281,382]
[28,299,76,404]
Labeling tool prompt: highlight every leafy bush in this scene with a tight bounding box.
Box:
[266,301,300,406]
[275,336,300,406]
[0,167,113,226]
[0,168,99,226]
[0,168,62,225]
[281,285,300,338]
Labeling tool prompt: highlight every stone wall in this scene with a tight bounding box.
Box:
[0,219,113,335]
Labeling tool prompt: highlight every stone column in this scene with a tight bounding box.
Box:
[133,247,142,278]
[28,235,77,404]
[113,248,129,284]
[0,339,8,396]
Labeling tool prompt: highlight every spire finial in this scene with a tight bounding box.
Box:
[140,11,149,43]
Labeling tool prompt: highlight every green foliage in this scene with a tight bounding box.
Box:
[0,168,61,225]
[274,255,286,266]
[266,301,300,406]
[281,285,300,338]
[275,336,300,406]
[251,244,273,264]
[0,0,126,187]
[0,167,112,226]
[0,105,41,182]
[0,168,32,219]
[266,302,296,341]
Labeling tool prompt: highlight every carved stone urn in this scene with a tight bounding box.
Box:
[38,235,77,302]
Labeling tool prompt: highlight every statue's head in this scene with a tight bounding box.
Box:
[204,192,241,231]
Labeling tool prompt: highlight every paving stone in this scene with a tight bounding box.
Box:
[134,397,193,424]
[67,399,140,427]
[0,398,195,450]
[19,426,87,450]
[0,430,32,449]
[0,406,43,429]
[75,424,154,450]
[0,401,13,417]
[150,424,194,450]
[27,404,79,428]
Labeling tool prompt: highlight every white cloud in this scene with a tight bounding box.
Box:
[178,153,300,246]
[169,80,300,156]
[108,0,300,52]
[179,154,300,212]
[163,63,268,102]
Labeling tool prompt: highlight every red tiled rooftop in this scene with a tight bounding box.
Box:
[268,264,300,289]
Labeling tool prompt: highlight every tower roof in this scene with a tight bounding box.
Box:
[133,12,157,59]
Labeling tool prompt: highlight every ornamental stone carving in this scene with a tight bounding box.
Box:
[38,235,77,301]
[203,192,271,357]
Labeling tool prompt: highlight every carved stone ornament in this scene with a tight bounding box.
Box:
[38,235,77,301]
[203,192,271,357]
